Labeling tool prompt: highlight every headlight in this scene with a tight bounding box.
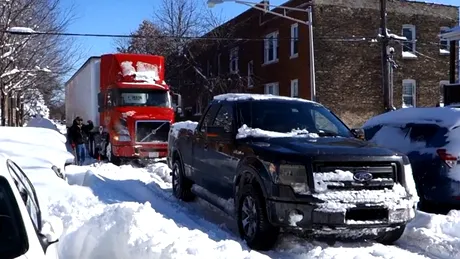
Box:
[113,135,131,142]
[268,163,310,194]
[403,164,419,201]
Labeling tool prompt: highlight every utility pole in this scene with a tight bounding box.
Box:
[380,0,392,112]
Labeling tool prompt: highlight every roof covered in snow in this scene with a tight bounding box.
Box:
[213,93,315,104]
[362,107,460,129]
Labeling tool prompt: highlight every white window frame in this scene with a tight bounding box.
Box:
[290,23,299,58]
[217,53,221,75]
[440,26,450,55]
[402,24,417,59]
[440,80,450,105]
[247,60,254,88]
[290,79,299,97]
[264,31,279,64]
[264,82,279,95]
[402,79,416,108]
[229,47,239,73]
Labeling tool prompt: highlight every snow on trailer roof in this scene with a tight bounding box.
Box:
[362,107,460,129]
[213,93,316,103]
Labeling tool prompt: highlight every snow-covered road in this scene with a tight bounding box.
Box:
[2,118,460,259]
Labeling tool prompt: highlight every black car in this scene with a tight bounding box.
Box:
[167,94,419,251]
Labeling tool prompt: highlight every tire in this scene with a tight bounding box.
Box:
[376,225,405,245]
[236,184,279,251]
[106,142,121,166]
[171,159,195,201]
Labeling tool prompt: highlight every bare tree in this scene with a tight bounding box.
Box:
[0,0,80,125]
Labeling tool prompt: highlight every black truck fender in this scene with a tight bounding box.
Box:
[233,157,273,202]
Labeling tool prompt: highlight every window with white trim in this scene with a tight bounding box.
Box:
[229,47,239,73]
[402,24,417,58]
[440,27,450,55]
[402,79,416,108]
[247,60,254,88]
[264,82,279,95]
[290,23,299,57]
[264,31,279,64]
[290,79,299,97]
[440,80,450,105]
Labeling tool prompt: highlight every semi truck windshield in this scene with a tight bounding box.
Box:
[118,89,170,107]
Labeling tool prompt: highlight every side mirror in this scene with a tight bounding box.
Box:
[206,126,233,140]
[351,128,365,140]
[39,216,63,252]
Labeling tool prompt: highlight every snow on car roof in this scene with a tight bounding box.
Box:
[362,107,460,129]
[213,93,316,104]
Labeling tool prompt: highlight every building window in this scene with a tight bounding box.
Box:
[217,53,221,75]
[402,24,417,59]
[247,60,254,88]
[440,27,450,55]
[264,82,279,95]
[402,79,416,108]
[290,23,299,58]
[264,31,279,64]
[440,80,450,105]
[290,79,299,97]
[229,47,239,73]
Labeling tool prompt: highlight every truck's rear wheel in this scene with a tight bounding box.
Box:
[106,143,120,166]
[236,184,279,251]
[172,159,195,202]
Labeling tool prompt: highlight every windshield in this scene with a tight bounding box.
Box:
[237,100,353,138]
[117,89,171,107]
[0,176,28,258]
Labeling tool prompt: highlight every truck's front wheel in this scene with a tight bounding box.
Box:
[106,143,120,166]
[376,225,406,245]
[236,184,279,251]
[172,159,195,202]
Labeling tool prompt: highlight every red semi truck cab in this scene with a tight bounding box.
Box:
[98,53,176,162]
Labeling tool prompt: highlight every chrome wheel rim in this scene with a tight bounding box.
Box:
[241,196,257,238]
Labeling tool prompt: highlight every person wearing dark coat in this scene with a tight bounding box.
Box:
[68,116,94,165]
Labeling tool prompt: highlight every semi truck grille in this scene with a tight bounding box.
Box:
[135,121,170,143]
[313,161,398,191]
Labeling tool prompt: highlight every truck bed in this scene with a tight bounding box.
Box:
[65,57,101,127]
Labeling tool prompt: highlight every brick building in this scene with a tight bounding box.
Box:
[180,0,459,127]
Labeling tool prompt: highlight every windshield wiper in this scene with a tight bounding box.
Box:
[316,131,339,137]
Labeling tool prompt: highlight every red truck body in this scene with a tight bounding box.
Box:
[65,53,180,162]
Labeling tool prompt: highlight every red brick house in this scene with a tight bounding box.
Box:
[179,0,459,127]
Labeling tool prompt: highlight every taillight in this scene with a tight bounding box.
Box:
[437,148,458,168]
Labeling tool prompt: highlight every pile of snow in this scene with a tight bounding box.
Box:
[22,88,50,120]
[236,124,319,139]
[120,61,160,83]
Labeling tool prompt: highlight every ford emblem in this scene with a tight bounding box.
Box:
[353,171,373,182]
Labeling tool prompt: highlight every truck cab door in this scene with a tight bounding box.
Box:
[191,104,220,189]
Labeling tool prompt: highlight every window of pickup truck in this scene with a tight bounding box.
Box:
[237,100,353,137]
[0,176,29,258]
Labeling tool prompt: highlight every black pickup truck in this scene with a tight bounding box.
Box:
[167,93,419,250]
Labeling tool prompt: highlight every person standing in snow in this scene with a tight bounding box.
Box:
[68,116,93,165]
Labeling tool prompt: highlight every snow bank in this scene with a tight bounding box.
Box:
[214,93,314,103]
[362,107,460,129]
[236,124,319,139]
[170,120,198,138]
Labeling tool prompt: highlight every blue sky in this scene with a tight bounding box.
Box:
[61,0,458,81]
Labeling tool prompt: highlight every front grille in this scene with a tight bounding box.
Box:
[313,161,398,191]
[135,121,170,143]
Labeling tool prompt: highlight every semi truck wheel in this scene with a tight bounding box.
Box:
[106,143,120,166]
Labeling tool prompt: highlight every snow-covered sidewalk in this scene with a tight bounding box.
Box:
[0,118,459,258]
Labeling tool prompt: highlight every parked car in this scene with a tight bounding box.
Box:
[0,154,63,258]
[362,107,460,212]
[167,93,419,251]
